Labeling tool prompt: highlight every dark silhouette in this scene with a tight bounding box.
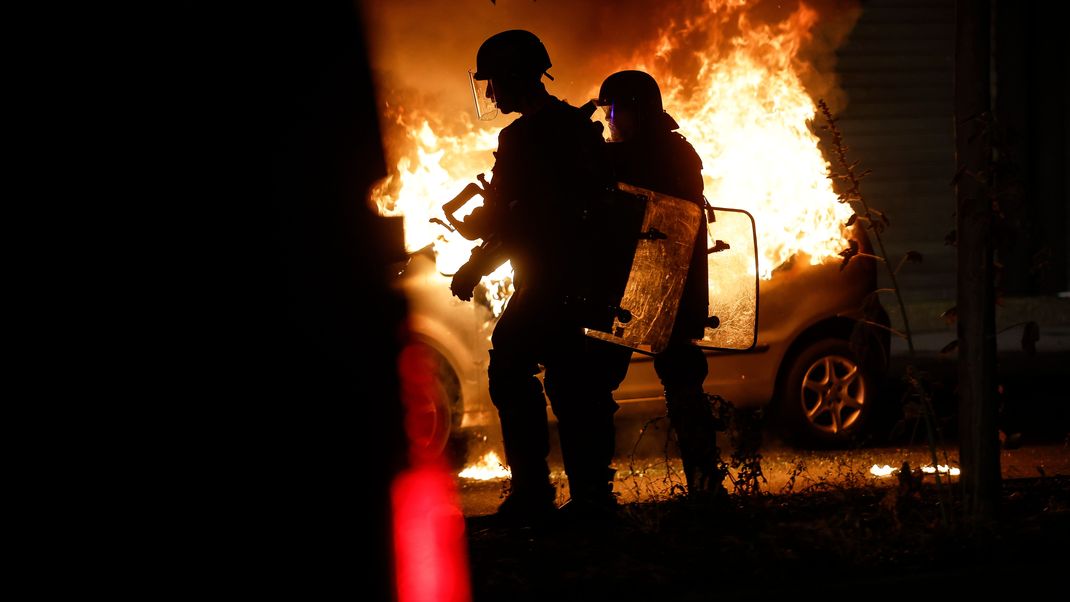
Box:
[250,3,410,598]
[451,30,627,524]
[955,0,1000,524]
[596,70,725,495]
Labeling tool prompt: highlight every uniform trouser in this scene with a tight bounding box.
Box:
[488,289,627,497]
[653,342,722,491]
[546,337,630,497]
[604,338,720,491]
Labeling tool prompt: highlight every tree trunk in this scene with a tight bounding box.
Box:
[955,0,1000,525]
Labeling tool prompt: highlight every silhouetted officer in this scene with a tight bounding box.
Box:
[597,70,724,495]
[451,30,625,524]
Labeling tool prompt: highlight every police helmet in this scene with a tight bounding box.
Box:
[473,30,552,81]
[597,70,680,134]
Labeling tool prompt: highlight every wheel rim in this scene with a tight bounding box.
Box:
[798,353,865,435]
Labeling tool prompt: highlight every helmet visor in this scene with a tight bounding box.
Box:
[469,70,498,121]
[595,101,640,142]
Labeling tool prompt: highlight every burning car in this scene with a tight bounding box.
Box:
[369,0,892,460]
[611,220,890,449]
[394,214,889,461]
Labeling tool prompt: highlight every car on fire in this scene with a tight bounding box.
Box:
[397,221,890,463]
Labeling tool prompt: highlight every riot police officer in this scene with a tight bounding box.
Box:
[451,30,626,525]
[596,70,725,495]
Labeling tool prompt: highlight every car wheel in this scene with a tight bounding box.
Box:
[778,338,873,448]
[405,341,468,466]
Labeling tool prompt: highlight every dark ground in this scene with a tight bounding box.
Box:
[464,345,1070,601]
[465,474,1070,600]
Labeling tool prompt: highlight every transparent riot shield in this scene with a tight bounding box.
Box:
[584,183,702,355]
[694,207,758,351]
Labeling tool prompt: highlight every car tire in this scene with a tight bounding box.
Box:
[777,337,874,448]
[406,342,468,467]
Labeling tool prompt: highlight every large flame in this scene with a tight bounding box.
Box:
[645,3,854,278]
[372,110,501,273]
[370,0,854,303]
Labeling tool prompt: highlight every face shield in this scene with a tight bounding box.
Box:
[469,71,498,121]
[596,100,680,141]
[594,100,640,142]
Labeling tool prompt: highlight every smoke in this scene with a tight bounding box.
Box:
[361,0,860,154]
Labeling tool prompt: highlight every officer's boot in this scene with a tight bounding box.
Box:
[491,424,556,527]
[558,467,618,524]
[665,388,727,497]
[490,402,556,526]
[487,350,557,526]
[556,408,619,523]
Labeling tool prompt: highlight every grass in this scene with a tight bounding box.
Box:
[466,474,1070,600]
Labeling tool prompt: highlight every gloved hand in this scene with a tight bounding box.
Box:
[450,259,484,302]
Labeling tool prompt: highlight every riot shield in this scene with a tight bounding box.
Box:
[584,183,702,355]
[694,207,758,351]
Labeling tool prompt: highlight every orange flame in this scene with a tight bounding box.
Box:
[458,451,511,481]
[372,111,501,273]
[644,3,853,278]
[371,1,853,300]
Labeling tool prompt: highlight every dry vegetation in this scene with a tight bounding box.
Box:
[466,473,1070,600]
